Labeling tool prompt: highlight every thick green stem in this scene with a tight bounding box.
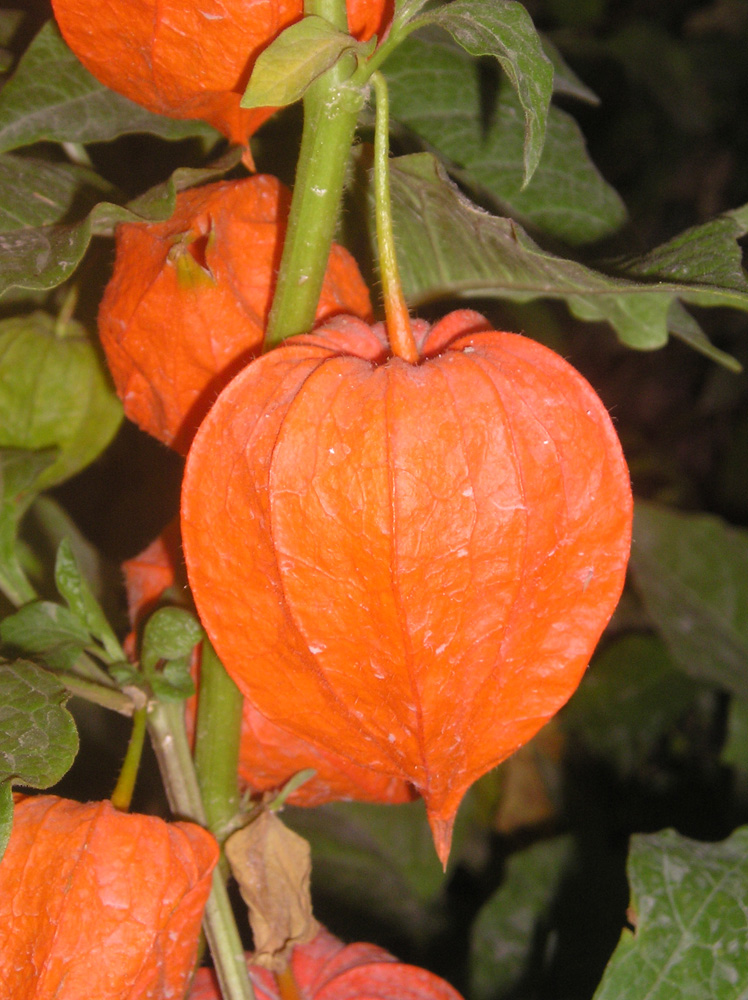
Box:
[111,705,147,810]
[148,701,254,1000]
[263,0,363,347]
[194,639,243,842]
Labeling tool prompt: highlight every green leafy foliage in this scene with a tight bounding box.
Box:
[0,148,242,297]
[54,539,123,663]
[470,836,574,1000]
[594,828,748,999]
[0,312,122,489]
[385,152,745,368]
[241,16,368,109]
[0,658,78,789]
[0,448,56,606]
[410,0,553,184]
[0,155,116,230]
[383,35,625,244]
[0,21,219,154]
[562,634,701,774]
[138,607,202,701]
[630,502,748,701]
[1,600,94,672]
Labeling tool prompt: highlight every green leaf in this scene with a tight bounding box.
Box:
[0,447,56,606]
[594,828,748,999]
[0,148,242,297]
[413,0,553,185]
[562,634,701,774]
[384,152,744,369]
[241,16,361,109]
[0,658,78,789]
[629,502,748,702]
[0,21,220,154]
[0,312,122,489]
[0,154,117,231]
[140,607,202,701]
[0,600,91,672]
[470,836,575,1000]
[0,780,12,863]
[384,36,625,244]
[55,538,123,663]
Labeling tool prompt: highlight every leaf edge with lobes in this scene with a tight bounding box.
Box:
[181,311,633,864]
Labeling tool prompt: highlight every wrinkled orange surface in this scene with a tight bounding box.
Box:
[0,795,218,999]
[188,925,464,999]
[52,0,392,144]
[121,523,413,806]
[181,310,633,864]
[99,175,372,454]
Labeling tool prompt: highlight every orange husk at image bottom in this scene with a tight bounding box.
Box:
[181,310,634,866]
[121,526,415,807]
[187,926,464,1000]
[0,795,218,1000]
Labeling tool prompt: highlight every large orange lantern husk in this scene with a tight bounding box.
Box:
[121,524,414,806]
[51,0,392,145]
[188,925,464,999]
[181,310,633,865]
[98,175,372,454]
[0,795,218,1000]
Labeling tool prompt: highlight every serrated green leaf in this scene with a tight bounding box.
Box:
[0,600,91,672]
[0,154,117,231]
[384,36,624,244]
[470,836,574,1000]
[384,152,744,368]
[0,312,122,489]
[0,148,242,297]
[0,21,220,154]
[241,16,360,109]
[0,447,56,606]
[55,538,123,663]
[0,658,78,789]
[413,0,553,184]
[0,780,12,863]
[594,828,748,999]
[562,634,700,774]
[629,502,748,701]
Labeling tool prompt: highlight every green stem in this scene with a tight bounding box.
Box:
[59,671,136,715]
[148,701,254,1000]
[263,0,363,348]
[371,72,418,362]
[194,639,243,842]
[110,705,147,810]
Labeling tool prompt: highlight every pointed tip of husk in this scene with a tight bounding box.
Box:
[427,809,456,871]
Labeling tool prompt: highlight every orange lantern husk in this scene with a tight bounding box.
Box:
[98,175,372,454]
[0,795,218,1000]
[181,310,633,866]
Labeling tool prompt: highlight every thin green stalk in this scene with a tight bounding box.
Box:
[148,700,254,1000]
[194,639,243,842]
[110,705,147,810]
[59,671,135,715]
[263,0,363,347]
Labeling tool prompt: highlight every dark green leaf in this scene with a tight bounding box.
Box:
[384,36,625,244]
[0,148,242,297]
[0,447,56,606]
[141,607,204,671]
[0,154,116,231]
[562,634,701,774]
[0,658,78,788]
[594,828,748,999]
[0,312,122,489]
[241,16,362,109]
[0,600,90,672]
[55,538,123,663]
[385,152,744,369]
[630,502,748,701]
[0,780,12,863]
[413,0,553,184]
[470,836,574,1000]
[0,11,24,50]
[0,21,220,154]
[148,655,196,702]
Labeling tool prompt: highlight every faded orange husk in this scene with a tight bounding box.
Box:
[181,310,633,865]
[122,523,414,807]
[0,795,218,999]
[51,0,391,145]
[99,175,372,454]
